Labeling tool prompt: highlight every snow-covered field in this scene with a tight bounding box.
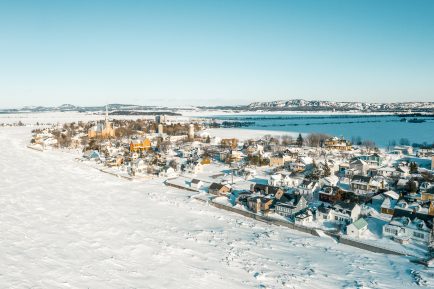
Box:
[0,120,433,288]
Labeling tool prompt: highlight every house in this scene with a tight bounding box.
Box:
[159,166,177,178]
[275,195,308,218]
[322,137,352,151]
[208,183,231,196]
[432,155,434,170]
[297,180,319,197]
[376,166,396,178]
[221,138,238,149]
[421,187,434,201]
[295,209,314,225]
[346,218,368,238]
[327,201,361,225]
[229,150,244,163]
[269,154,292,167]
[131,158,147,174]
[320,175,339,187]
[380,197,398,215]
[188,162,203,174]
[269,172,304,187]
[83,150,101,160]
[378,191,399,215]
[347,159,369,177]
[268,174,283,187]
[355,153,383,167]
[383,216,432,244]
[106,155,124,167]
[319,186,346,203]
[393,145,413,155]
[190,179,203,189]
[247,195,274,214]
[350,175,375,195]
[130,138,152,152]
[251,184,284,199]
[235,191,253,206]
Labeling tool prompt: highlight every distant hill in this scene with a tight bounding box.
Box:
[2,99,433,114]
[5,104,173,113]
[246,99,434,112]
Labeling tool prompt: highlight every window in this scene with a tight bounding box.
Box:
[385,227,398,235]
[413,232,424,239]
[335,216,338,220]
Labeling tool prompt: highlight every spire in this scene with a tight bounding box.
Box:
[105,104,110,129]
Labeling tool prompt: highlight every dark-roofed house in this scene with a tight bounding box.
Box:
[328,201,361,224]
[350,175,375,194]
[247,195,274,214]
[275,195,308,218]
[251,184,284,199]
[190,179,203,189]
[319,186,345,203]
[208,183,231,196]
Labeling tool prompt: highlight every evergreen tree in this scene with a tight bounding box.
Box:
[323,161,331,177]
[296,133,303,147]
[405,179,417,193]
[307,160,320,181]
[410,162,418,174]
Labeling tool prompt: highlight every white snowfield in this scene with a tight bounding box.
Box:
[1,127,433,288]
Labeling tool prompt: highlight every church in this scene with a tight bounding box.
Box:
[88,106,116,139]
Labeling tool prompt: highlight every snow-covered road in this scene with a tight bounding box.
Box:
[0,127,432,288]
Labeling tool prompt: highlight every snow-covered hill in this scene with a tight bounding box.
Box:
[248,99,434,112]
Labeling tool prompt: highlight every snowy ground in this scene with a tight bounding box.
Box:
[1,126,433,288]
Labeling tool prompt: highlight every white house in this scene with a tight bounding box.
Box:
[190,178,203,189]
[297,180,319,196]
[295,209,314,226]
[346,218,368,238]
[331,202,361,224]
[383,217,431,244]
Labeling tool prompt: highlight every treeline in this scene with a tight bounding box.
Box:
[109,111,181,116]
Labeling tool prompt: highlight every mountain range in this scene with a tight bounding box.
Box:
[1,99,433,113]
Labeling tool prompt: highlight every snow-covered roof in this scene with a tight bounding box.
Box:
[351,218,368,230]
[383,190,399,200]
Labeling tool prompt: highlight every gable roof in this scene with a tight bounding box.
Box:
[333,201,358,211]
[209,183,228,191]
[351,175,371,184]
[352,218,368,230]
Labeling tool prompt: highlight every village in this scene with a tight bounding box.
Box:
[29,108,434,260]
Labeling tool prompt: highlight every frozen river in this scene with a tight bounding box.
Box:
[211,114,434,147]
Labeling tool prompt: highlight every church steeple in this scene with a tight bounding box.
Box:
[105,105,110,129]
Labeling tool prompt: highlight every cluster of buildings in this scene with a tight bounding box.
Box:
[30,113,434,252]
[193,136,434,250]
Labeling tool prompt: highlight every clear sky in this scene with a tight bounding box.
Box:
[0,0,433,108]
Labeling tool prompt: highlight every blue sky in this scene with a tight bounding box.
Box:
[0,0,433,108]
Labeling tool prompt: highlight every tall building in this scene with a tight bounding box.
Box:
[158,123,164,135]
[155,115,166,124]
[88,105,116,138]
[431,155,434,170]
[188,124,194,140]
